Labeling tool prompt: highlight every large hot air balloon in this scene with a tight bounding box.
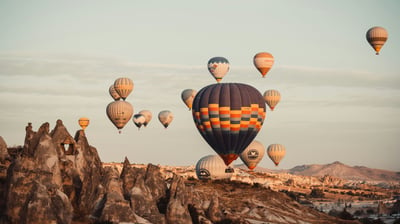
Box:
[207,57,230,83]
[253,52,274,77]
[240,140,265,170]
[181,89,197,110]
[366,26,388,55]
[158,110,173,128]
[139,110,152,127]
[192,83,266,166]
[133,114,146,129]
[114,77,134,100]
[196,155,233,180]
[78,117,90,130]
[109,84,121,101]
[267,144,286,166]
[106,101,133,133]
[263,90,281,111]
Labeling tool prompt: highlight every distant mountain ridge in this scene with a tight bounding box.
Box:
[285,161,400,182]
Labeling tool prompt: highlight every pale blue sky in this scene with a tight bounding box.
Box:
[0,1,399,171]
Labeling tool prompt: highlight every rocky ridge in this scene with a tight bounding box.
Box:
[0,120,360,224]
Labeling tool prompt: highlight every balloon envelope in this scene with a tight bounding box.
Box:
[114,77,134,100]
[181,89,197,110]
[253,52,274,77]
[78,117,90,130]
[366,26,388,55]
[263,90,281,111]
[267,144,286,166]
[207,57,230,83]
[138,110,152,127]
[109,84,121,101]
[192,83,266,166]
[158,110,173,128]
[106,101,133,132]
[240,140,265,170]
[196,155,233,180]
[133,114,146,129]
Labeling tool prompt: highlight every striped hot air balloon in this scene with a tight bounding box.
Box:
[114,77,134,100]
[263,90,281,111]
[192,83,266,166]
[240,140,265,170]
[196,155,233,180]
[207,57,230,83]
[109,84,121,101]
[366,26,388,55]
[106,101,133,133]
[181,89,197,110]
[253,52,274,77]
[267,144,286,166]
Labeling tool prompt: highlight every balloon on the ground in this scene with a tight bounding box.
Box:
[106,101,133,133]
[139,110,152,127]
[109,84,121,101]
[366,26,388,55]
[181,89,197,110]
[192,83,266,166]
[158,110,174,128]
[240,140,265,170]
[196,155,233,180]
[133,114,146,129]
[263,90,281,111]
[114,77,134,100]
[267,144,286,166]
[78,117,90,130]
[253,52,274,77]
[207,57,230,83]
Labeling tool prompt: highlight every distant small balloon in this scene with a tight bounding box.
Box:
[263,90,281,111]
[240,140,265,170]
[78,117,90,130]
[181,89,197,110]
[114,77,134,100]
[366,26,388,55]
[196,155,233,180]
[106,101,133,133]
[267,144,286,166]
[109,84,121,101]
[207,57,230,83]
[138,110,152,127]
[253,52,274,77]
[133,114,146,129]
[158,110,173,128]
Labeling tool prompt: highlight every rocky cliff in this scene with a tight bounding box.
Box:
[0,120,360,224]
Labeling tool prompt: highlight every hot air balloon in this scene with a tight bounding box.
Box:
[158,110,173,128]
[133,114,146,129]
[109,84,121,101]
[196,155,234,180]
[181,89,197,110]
[267,144,286,166]
[263,90,281,111]
[138,110,152,127]
[192,83,266,166]
[207,57,230,83]
[366,26,388,55]
[253,52,274,77]
[78,117,90,130]
[106,101,133,133]
[114,77,134,100]
[240,140,265,170]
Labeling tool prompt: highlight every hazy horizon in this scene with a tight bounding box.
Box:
[1,1,399,171]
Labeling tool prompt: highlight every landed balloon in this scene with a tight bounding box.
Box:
[192,83,266,166]
[106,101,133,133]
[158,110,173,128]
[253,52,274,77]
[267,144,286,166]
[139,110,152,127]
[133,114,146,129]
[366,26,388,55]
[196,155,233,180]
[240,140,265,170]
[78,117,90,130]
[181,89,197,110]
[114,77,134,100]
[263,89,281,111]
[207,57,230,83]
[109,84,121,101]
